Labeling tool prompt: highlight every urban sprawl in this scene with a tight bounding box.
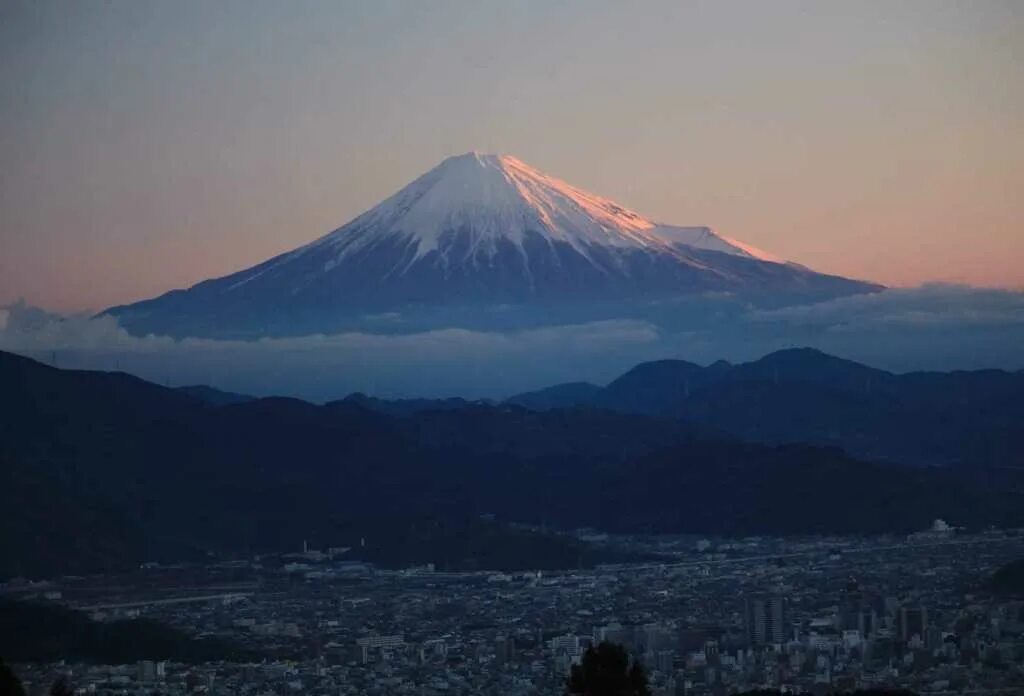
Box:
[7,523,1024,695]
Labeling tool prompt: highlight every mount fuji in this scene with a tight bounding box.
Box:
[106,153,881,338]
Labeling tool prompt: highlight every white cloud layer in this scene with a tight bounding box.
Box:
[2,285,1022,400]
[0,300,663,399]
[747,284,1024,329]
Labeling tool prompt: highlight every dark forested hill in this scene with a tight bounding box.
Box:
[177,384,253,406]
[989,558,1024,597]
[506,348,1024,468]
[0,599,257,663]
[2,349,1023,579]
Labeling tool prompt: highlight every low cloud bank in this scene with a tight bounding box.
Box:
[0,300,663,399]
[747,284,1024,329]
[2,285,1022,400]
[737,284,1024,372]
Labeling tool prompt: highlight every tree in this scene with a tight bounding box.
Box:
[566,641,651,696]
[0,659,26,696]
[48,677,74,696]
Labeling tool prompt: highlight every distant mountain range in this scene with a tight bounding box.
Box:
[104,153,880,339]
[182,349,1024,469]
[507,347,1024,468]
[3,348,1023,579]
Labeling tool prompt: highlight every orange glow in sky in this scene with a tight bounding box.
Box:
[1,1,1021,312]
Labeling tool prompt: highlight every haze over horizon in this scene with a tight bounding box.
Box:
[2,0,1023,313]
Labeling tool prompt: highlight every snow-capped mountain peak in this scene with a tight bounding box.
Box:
[310,153,667,265]
[307,152,773,267]
[105,152,880,339]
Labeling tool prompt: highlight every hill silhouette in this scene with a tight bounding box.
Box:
[507,347,1024,468]
[3,349,1023,578]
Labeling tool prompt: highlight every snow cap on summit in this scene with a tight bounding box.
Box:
[314,152,777,264]
[103,151,879,340]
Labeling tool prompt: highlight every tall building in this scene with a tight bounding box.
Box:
[137,660,156,683]
[838,585,878,639]
[495,636,516,665]
[899,607,929,646]
[655,649,675,674]
[746,595,787,645]
[859,608,877,638]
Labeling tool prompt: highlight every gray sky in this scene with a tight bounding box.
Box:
[2,0,1022,312]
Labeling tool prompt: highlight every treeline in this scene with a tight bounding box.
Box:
[733,691,917,696]
[989,558,1024,596]
[734,691,917,696]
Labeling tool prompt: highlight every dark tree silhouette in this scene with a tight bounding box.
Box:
[566,641,650,696]
[0,659,26,696]
[734,690,918,696]
[48,677,73,696]
[989,557,1024,595]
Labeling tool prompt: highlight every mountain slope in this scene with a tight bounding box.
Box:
[105,153,880,339]
[4,349,1024,578]
[177,384,254,406]
[505,382,603,411]
[506,348,1024,467]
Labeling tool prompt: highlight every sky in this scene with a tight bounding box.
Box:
[1,0,1022,313]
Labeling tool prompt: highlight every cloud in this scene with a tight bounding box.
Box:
[2,286,1022,400]
[746,284,1024,329]
[0,300,662,399]
[735,285,1024,372]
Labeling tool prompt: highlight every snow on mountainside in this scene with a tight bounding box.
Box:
[270,153,778,278]
[313,153,772,261]
[105,153,881,339]
[651,225,784,263]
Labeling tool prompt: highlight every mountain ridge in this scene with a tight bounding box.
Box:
[505,348,1024,468]
[3,347,1024,578]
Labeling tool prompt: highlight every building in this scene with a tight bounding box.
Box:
[898,607,928,646]
[137,661,156,683]
[549,633,580,654]
[356,634,405,649]
[550,633,584,676]
[858,608,877,637]
[704,639,720,665]
[655,649,675,674]
[356,634,405,664]
[420,638,448,664]
[495,636,516,665]
[746,595,787,645]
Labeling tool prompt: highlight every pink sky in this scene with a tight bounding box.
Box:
[1,1,1021,313]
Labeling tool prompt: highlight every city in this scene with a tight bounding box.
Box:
[6,524,1023,694]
